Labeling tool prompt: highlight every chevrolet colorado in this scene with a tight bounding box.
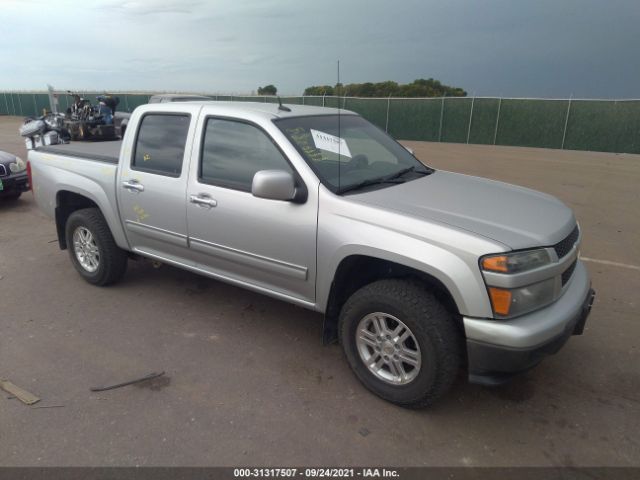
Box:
[28,101,595,407]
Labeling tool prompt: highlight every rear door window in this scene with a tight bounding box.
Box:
[133,114,190,176]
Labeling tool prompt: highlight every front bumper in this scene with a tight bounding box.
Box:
[464,260,594,385]
[0,172,29,196]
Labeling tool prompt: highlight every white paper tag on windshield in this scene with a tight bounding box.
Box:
[310,129,352,158]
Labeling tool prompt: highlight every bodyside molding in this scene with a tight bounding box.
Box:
[189,236,308,281]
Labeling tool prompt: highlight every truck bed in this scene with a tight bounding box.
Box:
[37,141,122,164]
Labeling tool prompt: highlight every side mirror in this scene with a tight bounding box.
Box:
[252,170,298,201]
[404,145,414,155]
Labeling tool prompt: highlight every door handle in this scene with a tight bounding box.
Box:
[122,180,145,192]
[190,194,217,208]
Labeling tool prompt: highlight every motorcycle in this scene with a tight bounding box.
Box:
[19,111,70,150]
[64,92,120,141]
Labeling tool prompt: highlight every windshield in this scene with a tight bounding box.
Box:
[275,115,432,193]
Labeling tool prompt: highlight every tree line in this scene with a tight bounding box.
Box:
[302,78,466,97]
[256,79,466,98]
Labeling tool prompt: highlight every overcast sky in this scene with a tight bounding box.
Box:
[1,0,639,97]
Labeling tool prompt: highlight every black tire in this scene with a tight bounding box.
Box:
[339,279,461,408]
[65,208,127,286]
[2,192,21,201]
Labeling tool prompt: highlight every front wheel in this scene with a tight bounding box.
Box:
[65,208,127,286]
[339,279,461,408]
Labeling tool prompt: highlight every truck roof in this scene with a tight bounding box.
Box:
[148,93,214,103]
[169,101,356,119]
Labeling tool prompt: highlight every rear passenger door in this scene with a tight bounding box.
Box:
[186,116,318,304]
[117,107,199,264]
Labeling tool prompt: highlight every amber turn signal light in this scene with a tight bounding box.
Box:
[482,256,509,273]
[488,287,512,316]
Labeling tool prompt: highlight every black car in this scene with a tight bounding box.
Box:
[0,150,29,200]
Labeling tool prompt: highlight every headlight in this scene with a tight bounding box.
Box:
[481,248,555,318]
[488,279,556,318]
[9,156,26,173]
[481,249,551,274]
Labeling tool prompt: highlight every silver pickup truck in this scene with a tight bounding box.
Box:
[28,101,595,407]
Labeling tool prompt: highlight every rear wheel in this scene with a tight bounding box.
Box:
[339,279,461,408]
[65,208,127,285]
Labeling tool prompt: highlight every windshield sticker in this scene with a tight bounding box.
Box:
[310,129,352,158]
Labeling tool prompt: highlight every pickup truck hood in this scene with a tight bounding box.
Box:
[351,170,576,250]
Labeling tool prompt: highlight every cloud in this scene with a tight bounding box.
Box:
[94,0,202,16]
[0,0,638,97]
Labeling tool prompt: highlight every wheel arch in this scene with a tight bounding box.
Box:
[322,254,463,344]
[54,190,127,251]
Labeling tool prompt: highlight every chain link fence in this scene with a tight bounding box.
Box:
[1,91,638,154]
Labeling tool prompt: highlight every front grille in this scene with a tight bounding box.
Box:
[562,260,577,286]
[553,225,579,259]
[0,164,7,177]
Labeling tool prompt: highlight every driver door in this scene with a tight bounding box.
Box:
[186,116,317,304]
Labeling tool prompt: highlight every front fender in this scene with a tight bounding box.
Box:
[318,241,492,319]
[316,188,506,318]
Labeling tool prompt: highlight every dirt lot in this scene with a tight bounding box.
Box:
[1,115,638,466]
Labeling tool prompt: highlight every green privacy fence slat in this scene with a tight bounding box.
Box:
[495,99,568,149]
[468,98,501,145]
[563,100,617,152]
[0,93,8,115]
[611,101,640,153]
[563,100,640,153]
[323,97,342,109]
[59,93,70,112]
[15,94,23,117]
[3,93,15,115]
[233,96,257,103]
[279,96,303,105]
[302,96,324,106]
[388,98,442,141]
[34,93,50,117]
[1,92,639,153]
[442,97,473,143]
[343,98,388,130]
[122,94,151,112]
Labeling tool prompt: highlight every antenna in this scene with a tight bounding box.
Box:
[277,96,291,112]
[337,60,341,191]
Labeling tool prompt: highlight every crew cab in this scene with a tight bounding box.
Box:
[28,101,595,407]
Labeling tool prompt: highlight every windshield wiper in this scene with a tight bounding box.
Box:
[338,177,405,194]
[386,166,433,180]
[338,166,433,194]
